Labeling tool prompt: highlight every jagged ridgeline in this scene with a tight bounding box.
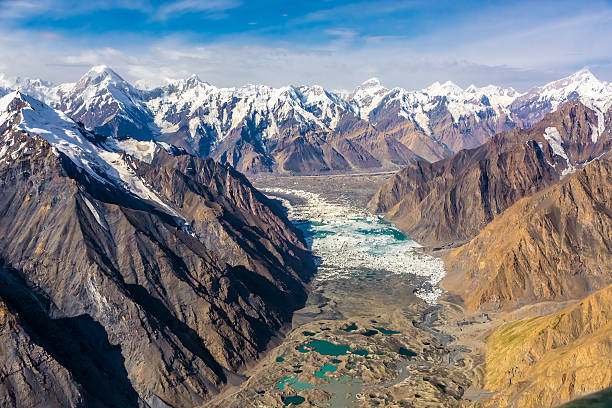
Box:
[2,65,611,174]
[0,91,315,407]
[370,90,612,407]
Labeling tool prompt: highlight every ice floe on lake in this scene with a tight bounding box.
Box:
[262,188,445,304]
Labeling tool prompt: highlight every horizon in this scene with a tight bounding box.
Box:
[1,0,612,92]
[0,63,606,95]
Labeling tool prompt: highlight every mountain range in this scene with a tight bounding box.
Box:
[2,67,611,174]
[2,64,612,408]
[368,75,612,406]
[0,90,314,407]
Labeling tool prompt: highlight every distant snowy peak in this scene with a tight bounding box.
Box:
[349,77,390,119]
[145,76,355,151]
[512,68,612,126]
[0,74,58,104]
[423,80,465,97]
[345,76,521,126]
[80,65,127,84]
[66,65,143,107]
[532,68,612,110]
[422,80,520,107]
[54,66,157,140]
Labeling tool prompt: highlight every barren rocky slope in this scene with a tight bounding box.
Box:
[444,156,612,311]
[481,281,612,408]
[370,97,612,408]
[369,100,611,246]
[0,92,314,407]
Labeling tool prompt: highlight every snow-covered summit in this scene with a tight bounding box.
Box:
[521,68,612,113]
[348,77,389,119]
[510,68,612,140]
[0,91,177,215]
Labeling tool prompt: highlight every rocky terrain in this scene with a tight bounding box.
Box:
[445,155,612,311]
[482,281,612,408]
[2,67,611,174]
[208,176,477,408]
[369,90,612,407]
[369,100,612,246]
[0,91,315,407]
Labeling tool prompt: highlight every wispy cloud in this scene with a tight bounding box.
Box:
[297,0,422,24]
[150,0,241,22]
[0,0,150,19]
[0,0,240,22]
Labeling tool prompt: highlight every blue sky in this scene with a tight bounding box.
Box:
[1,0,611,90]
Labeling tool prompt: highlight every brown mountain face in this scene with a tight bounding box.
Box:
[482,281,612,408]
[426,101,516,152]
[0,124,314,407]
[369,100,611,247]
[267,129,381,174]
[444,156,612,311]
[211,120,437,175]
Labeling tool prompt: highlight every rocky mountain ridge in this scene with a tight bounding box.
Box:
[3,66,611,174]
[444,154,612,311]
[368,100,612,246]
[0,91,315,407]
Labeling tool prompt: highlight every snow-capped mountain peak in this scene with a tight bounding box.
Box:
[349,77,390,119]
[74,65,137,97]
[360,77,382,87]
[424,80,463,97]
[511,68,612,133]
[186,73,202,83]
[0,91,182,218]
[84,65,124,81]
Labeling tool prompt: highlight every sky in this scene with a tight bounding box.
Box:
[0,0,611,91]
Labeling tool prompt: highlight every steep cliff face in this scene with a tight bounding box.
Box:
[482,281,612,408]
[0,92,314,407]
[369,101,611,246]
[444,156,612,311]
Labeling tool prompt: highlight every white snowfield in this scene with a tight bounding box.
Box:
[262,187,445,304]
[4,66,611,152]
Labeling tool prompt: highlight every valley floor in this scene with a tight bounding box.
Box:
[206,173,487,408]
